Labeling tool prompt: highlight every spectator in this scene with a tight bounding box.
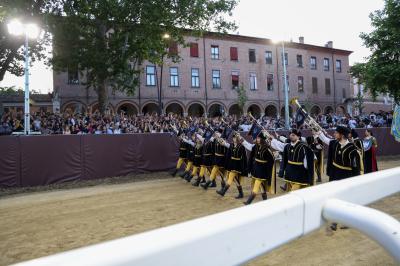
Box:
[0,109,393,136]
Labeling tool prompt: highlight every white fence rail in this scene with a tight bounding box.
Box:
[15,167,400,266]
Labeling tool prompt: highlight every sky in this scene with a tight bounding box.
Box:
[0,0,384,93]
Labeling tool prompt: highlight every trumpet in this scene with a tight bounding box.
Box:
[290,97,328,135]
[248,112,273,140]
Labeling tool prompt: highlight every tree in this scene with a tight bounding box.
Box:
[350,0,400,104]
[0,85,40,95]
[354,88,365,115]
[0,86,24,95]
[0,1,53,81]
[48,0,238,113]
[236,82,247,115]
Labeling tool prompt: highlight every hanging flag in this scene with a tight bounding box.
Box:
[222,126,233,139]
[391,104,400,142]
[247,122,262,140]
[203,129,213,141]
[295,108,306,128]
[189,125,197,134]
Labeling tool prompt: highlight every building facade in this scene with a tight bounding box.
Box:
[54,33,352,117]
[0,94,54,115]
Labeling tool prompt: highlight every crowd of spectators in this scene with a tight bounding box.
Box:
[0,109,394,136]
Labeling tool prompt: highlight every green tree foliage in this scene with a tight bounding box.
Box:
[350,0,400,104]
[0,85,24,95]
[0,1,53,81]
[354,89,365,114]
[236,82,247,115]
[0,85,41,95]
[47,0,238,113]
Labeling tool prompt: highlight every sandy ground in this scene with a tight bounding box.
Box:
[0,157,399,266]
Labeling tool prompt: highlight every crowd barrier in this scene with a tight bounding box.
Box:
[0,127,399,188]
[14,167,400,265]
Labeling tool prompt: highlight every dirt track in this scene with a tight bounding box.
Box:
[0,157,399,266]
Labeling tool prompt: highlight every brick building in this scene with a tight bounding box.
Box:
[54,33,352,117]
[0,93,54,115]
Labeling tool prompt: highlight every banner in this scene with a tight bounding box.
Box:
[391,104,400,142]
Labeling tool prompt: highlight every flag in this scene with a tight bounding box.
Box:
[391,104,400,142]
[222,126,233,139]
[247,122,262,140]
[203,128,213,141]
[189,125,197,134]
[295,108,306,128]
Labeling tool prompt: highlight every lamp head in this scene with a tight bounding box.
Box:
[7,19,24,36]
[7,20,40,39]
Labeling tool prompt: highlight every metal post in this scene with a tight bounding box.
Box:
[24,33,30,135]
[159,61,163,115]
[282,42,290,129]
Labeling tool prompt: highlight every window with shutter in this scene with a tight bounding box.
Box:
[325,78,331,95]
[230,47,238,61]
[312,77,318,94]
[190,43,199,57]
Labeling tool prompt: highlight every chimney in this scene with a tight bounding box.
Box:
[326,41,333,48]
[299,36,304,44]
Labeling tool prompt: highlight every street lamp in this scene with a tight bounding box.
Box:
[157,33,170,115]
[274,40,290,129]
[7,19,40,135]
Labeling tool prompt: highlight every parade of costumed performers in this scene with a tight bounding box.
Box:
[241,118,277,205]
[168,97,385,205]
[269,98,316,191]
[216,129,247,199]
[171,121,190,177]
[192,126,214,187]
[200,125,230,190]
[315,126,362,181]
[348,128,365,174]
[270,128,314,191]
[306,136,324,183]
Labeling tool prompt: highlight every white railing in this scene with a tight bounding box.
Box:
[14,167,400,266]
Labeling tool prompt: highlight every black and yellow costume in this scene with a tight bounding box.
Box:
[326,140,361,181]
[216,142,247,198]
[353,137,365,174]
[181,138,195,180]
[186,143,203,182]
[193,139,214,186]
[306,137,324,183]
[244,143,276,205]
[350,129,365,174]
[201,137,228,190]
[281,141,314,191]
[171,137,188,176]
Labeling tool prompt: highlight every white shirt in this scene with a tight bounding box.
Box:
[318,132,349,148]
[242,139,255,151]
[239,124,252,132]
[349,119,357,129]
[271,139,308,169]
[183,138,195,147]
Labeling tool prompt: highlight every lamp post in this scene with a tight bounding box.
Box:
[7,20,40,135]
[274,40,290,129]
[157,33,170,116]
